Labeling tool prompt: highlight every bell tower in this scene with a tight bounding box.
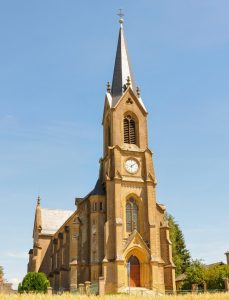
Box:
[100,16,176,293]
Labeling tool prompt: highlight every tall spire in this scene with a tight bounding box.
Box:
[111,12,136,98]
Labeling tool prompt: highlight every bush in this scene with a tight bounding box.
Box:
[18,272,49,293]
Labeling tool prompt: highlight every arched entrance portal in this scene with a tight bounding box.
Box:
[128,255,140,287]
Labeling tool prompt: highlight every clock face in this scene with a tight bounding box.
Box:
[125,159,139,174]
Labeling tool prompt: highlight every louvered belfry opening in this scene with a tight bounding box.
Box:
[126,197,138,232]
[123,115,136,144]
[124,118,129,143]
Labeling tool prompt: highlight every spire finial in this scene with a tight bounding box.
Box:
[37,194,40,206]
[117,9,124,26]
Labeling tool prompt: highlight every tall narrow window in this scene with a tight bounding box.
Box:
[123,115,136,144]
[55,253,58,268]
[107,126,111,146]
[132,203,138,230]
[61,247,64,265]
[126,202,132,232]
[126,198,138,232]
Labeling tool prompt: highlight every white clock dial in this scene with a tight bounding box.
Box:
[125,159,139,174]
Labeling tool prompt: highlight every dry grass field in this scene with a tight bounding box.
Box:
[1,294,229,300]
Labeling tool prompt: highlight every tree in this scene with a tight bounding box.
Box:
[181,261,229,291]
[166,213,191,275]
[187,260,205,284]
[0,266,3,277]
[18,272,49,293]
[204,264,229,290]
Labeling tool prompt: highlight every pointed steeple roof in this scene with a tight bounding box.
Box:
[111,18,136,99]
[103,16,147,114]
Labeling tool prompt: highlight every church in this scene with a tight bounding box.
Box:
[28,16,176,294]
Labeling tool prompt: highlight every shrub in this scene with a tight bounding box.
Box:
[18,272,49,293]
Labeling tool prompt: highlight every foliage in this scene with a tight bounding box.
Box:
[0,266,3,276]
[204,264,229,290]
[18,272,49,293]
[181,261,229,290]
[184,259,205,287]
[166,213,191,275]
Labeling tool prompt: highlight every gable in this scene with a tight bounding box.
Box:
[123,229,150,259]
[113,87,147,116]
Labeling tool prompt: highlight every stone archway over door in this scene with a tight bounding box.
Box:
[128,255,140,287]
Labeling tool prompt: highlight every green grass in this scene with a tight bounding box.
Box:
[1,293,229,300]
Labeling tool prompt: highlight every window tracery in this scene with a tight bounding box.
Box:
[126,197,138,232]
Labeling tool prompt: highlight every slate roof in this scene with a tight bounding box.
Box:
[111,22,135,99]
[40,208,74,235]
[89,178,106,196]
[108,20,147,112]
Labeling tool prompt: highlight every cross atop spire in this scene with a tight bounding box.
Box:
[117,8,124,19]
[117,9,124,26]
[111,13,136,100]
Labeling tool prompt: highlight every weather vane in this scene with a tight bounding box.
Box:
[117,9,124,24]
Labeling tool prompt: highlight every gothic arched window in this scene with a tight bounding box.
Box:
[126,198,138,232]
[123,115,136,144]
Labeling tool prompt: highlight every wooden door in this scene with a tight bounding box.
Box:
[129,256,140,287]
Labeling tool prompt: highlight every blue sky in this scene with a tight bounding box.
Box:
[0,0,229,288]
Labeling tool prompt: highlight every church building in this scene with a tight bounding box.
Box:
[28,17,176,294]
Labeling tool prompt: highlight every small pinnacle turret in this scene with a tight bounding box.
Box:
[106,81,111,93]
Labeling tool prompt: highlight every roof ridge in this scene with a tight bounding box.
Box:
[40,207,74,212]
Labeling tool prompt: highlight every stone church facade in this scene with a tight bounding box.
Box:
[28,18,176,294]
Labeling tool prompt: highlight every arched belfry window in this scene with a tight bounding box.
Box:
[126,198,138,232]
[124,115,136,144]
